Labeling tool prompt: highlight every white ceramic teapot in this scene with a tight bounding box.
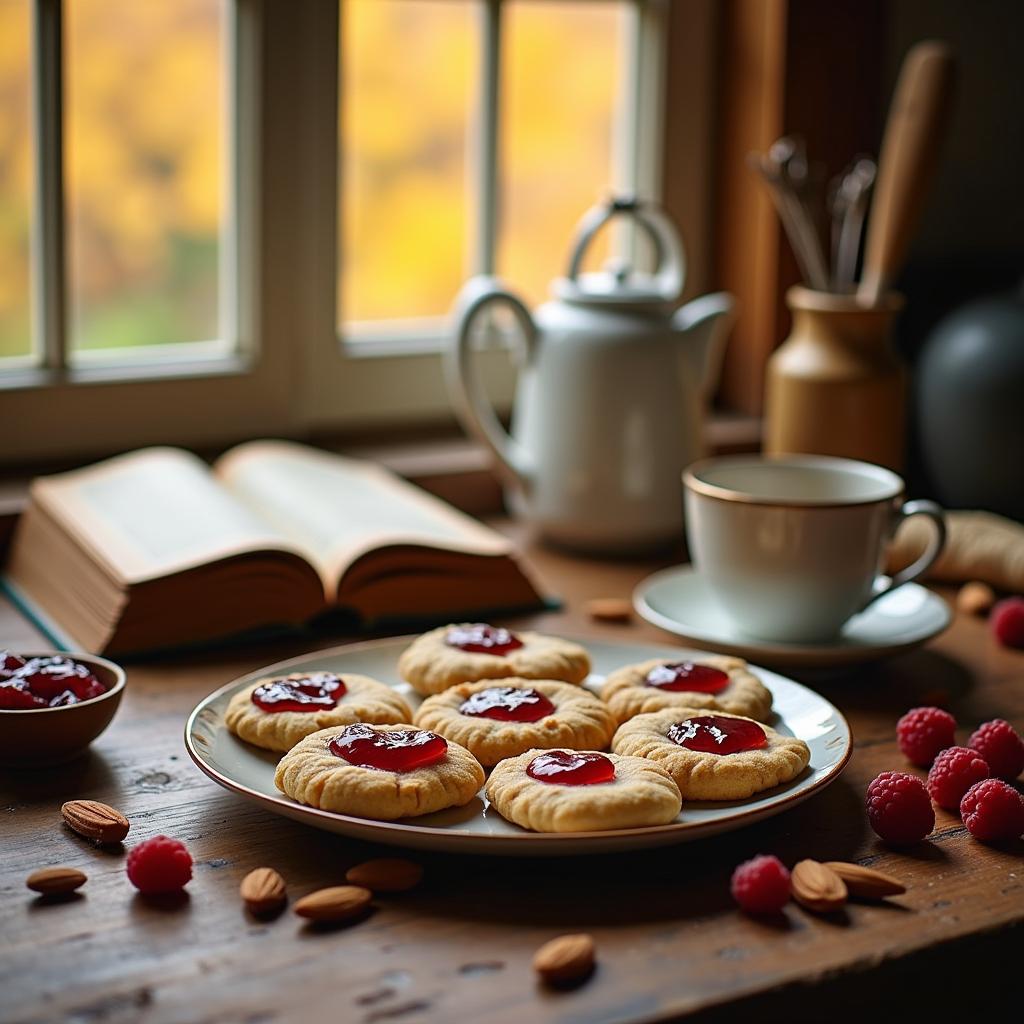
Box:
[447,197,736,553]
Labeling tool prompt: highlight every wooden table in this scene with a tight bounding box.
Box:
[3,526,1023,1023]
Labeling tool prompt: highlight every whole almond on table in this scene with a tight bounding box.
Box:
[533,933,596,986]
[791,859,848,913]
[294,885,372,923]
[956,581,996,616]
[823,862,906,900]
[584,598,633,624]
[240,867,287,915]
[345,858,423,892]
[61,800,130,844]
[26,867,87,895]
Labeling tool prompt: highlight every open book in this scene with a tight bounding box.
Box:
[4,441,546,656]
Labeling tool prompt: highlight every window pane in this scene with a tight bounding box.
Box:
[0,0,32,363]
[66,0,225,357]
[338,0,475,329]
[498,1,626,307]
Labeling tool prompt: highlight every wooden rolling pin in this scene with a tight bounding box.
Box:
[858,41,955,307]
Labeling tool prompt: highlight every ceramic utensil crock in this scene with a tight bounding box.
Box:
[764,287,906,470]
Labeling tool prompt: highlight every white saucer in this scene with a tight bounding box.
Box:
[634,566,951,669]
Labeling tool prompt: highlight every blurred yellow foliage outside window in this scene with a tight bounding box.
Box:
[339,0,626,329]
[0,0,32,361]
[66,0,225,356]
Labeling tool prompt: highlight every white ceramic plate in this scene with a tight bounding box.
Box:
[185,635,851,856]
[635,565,952,669]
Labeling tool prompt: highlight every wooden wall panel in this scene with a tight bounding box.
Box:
[714,0,885,415]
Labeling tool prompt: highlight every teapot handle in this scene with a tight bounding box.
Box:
[565,196,686,301]
[446,276,536,492]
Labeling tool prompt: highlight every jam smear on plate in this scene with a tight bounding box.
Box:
[458,686,555,723]
[645,662,730,694]
[329,723,448,772]
[445,624,524,656]
[251,672,346,713]
[667,715,767,755]
[0,653,107,710]
[526,750,616,786]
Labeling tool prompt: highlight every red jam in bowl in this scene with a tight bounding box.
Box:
[645,662,730,694]
[328,723,448,773]
[251,672,346,713]
[458,686,555,723]
[445,624,523,656]
[526,750,615,786]
[0,653,107,710]
[667,715,767,755]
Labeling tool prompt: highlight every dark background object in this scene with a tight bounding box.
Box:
[915,284,1024,520]
[882,1,1024,503]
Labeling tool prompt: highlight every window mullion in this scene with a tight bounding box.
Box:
[630,0,668,203]
[472,0,502,277]
[30,0,66,373]
[617,0,668,272]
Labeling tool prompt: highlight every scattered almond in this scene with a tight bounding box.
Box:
[956,580,995,616]
[585,598,633,624]
[345,858,423,892]
[791,859,848,913]
[26,866,87,895]
[293,885,372,923]
[61,800,130,844]
[240,867,287,915]
[533,933,596,986]
[824,862,906,900]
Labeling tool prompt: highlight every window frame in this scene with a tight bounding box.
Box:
[0,0,709,463]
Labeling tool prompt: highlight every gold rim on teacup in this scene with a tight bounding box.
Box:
[683,454,905,510]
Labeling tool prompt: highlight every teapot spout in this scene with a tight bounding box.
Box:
[672,292,737,397]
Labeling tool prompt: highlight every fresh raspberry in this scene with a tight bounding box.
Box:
[960,779,1024,842]
[991,596,1024,649]
[896,706,957,767]
[730,854,791,914]
[126,835,193,894]
[968,719,1024,781]
[866,771,935,844]
[926,745,990,809]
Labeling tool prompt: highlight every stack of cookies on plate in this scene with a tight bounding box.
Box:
[224,623,810,833]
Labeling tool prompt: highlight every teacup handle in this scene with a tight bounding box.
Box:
[862,499,946,610]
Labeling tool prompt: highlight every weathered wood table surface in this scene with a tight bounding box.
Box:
[3,525,1023,1024]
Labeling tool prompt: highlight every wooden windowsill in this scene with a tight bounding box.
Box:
[0,413,762,556]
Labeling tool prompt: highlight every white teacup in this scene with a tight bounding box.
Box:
[683,455,946,644]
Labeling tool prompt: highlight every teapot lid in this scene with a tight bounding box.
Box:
[552,197,687,307]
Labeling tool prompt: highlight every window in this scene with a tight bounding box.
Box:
[65,0,226,361]
[2,0,689,463]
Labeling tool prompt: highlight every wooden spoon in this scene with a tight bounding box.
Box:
[857,41,955,307]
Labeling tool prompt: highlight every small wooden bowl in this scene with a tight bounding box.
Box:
[0,652,126,766]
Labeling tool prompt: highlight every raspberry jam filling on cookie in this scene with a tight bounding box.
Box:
[645,662,730,693]
[328,723,448,772]
[526,750,615,786]
[445,624,524,656]
[251,672,346,713]
[0,653,107,710]
[667,715,767,755]
[458,686,555,723]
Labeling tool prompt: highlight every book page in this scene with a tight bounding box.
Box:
[215,440,512,580]
[31,448,310,584]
